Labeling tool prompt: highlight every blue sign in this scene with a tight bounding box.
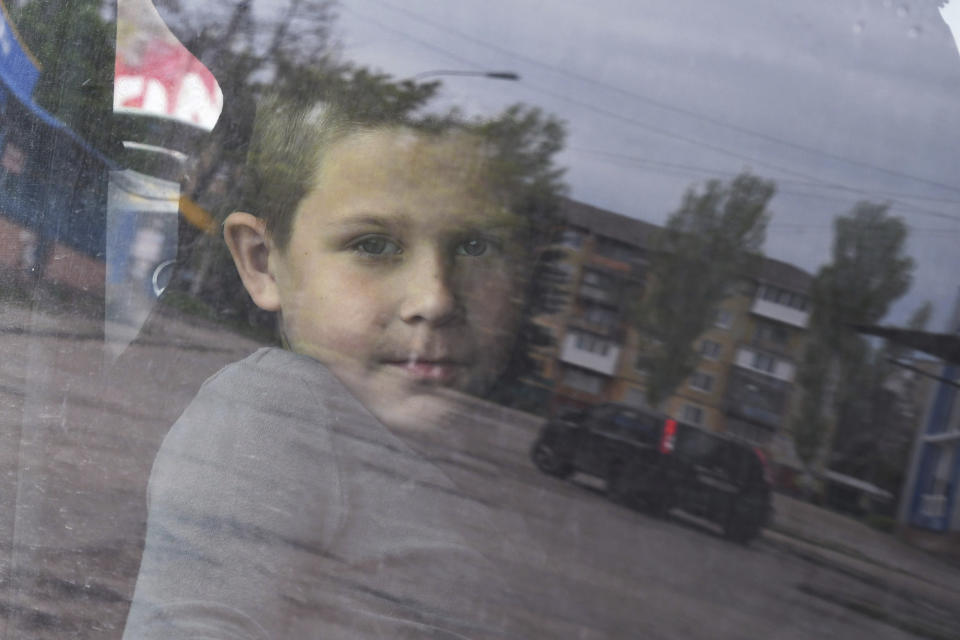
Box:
[0,3,40,103]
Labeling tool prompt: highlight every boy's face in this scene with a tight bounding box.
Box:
[265,129,526,429]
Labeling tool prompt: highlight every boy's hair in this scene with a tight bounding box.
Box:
[236,95,367,250]
[234,93,552,252]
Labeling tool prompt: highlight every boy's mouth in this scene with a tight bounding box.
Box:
[382,356,464,385]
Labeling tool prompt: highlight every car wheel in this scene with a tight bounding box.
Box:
[530,439,572,478]
[723,494,766,543]
[607,462,628,504]
[645,486,673,517]
[723,515,760,544]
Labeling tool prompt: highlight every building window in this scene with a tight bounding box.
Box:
[714,309,733,329]
[582,269,616,289]
[573,331,610,355]
[726,420,772,446]
[558,227,586,249]
[583,304,619,329]
[700,339,722,359]
[759,284,809,311]
[580,269,618,305]
[623,386,649,408]
[562,367,606,395]
[689,371,714,392]
[681,404,704,425]
[755,320,789,345]
[634,356,651,376]
[751,352,776,374]
[595,236,640,262]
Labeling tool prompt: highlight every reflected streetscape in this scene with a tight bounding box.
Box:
[0,1,959,638]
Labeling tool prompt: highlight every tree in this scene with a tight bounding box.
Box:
[792,202,915,474]
[473,105,569,411]
[636,172,773,406]
[11,0,117,154]
[828,300,932,497]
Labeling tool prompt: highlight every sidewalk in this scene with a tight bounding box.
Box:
[764,493,960,640]
[770,493,960,590]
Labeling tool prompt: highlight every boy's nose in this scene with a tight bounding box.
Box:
[399,251,462,327]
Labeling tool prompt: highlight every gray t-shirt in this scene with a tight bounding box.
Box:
[123,347,526,639]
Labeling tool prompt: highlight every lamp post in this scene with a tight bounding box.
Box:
[412,70,520,81]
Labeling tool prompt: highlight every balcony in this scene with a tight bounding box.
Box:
[751,285,810,328]
[567,305,624,340]
[579,284,619,306]
[726,404,783,430]
[724,365,790,429]
[560,332,621,375]
[751,298,809,328]
[734,346,796,382]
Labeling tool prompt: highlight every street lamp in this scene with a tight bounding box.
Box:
[412,70,520,81]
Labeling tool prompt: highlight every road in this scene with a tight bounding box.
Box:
[0,298,957,639]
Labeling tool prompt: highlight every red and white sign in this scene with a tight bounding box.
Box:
[114,0,222,131]
[115,40,223,131]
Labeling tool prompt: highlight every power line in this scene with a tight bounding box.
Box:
[570,147,960,207]
[365,0,960,198]
[345,5,960,219]
[769,223,960,234]
[570,147,960,224]
[344,5,960,226]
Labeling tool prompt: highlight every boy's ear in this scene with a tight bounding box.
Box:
[223,212,281,311]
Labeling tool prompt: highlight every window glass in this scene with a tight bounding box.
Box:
[4,1,960,638]
[751,351,777,374]
[681,403,705,425]
[562,366,606,395]
[689,370,714,392]
[558,226,586,248]
[714,308,733,329]
[700,338,722,359]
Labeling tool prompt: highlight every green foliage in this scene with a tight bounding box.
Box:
[810,202,914,345]
[272,66,441,124]
[792,202,915,474]
[477,106,568,407]
[636,172,774,406]
[794,343,831,467]
[11,0,117,155]
[470,104,567,207]
[864,513,895,533]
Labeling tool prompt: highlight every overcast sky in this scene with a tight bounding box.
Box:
[325,0,960,330]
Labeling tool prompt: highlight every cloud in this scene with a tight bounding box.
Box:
[335,0,960,327]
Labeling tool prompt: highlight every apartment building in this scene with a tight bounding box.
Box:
[534,198,813,449]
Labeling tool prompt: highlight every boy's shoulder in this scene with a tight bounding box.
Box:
[162,347,366,454]
[195,347,358,416]
[205,346,334,394]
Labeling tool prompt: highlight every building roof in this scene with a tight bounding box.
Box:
[559,197,813,292]
[755,257,814,293]
[559,197,660,249]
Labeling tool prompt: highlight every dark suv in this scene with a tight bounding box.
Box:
[530,403,772,543]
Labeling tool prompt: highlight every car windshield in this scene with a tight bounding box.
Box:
[2,1,960,638]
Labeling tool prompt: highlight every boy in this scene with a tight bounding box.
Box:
[122,99,538,638]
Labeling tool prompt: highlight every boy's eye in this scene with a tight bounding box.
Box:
[456,238,492,257]
[352,236,402,256]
